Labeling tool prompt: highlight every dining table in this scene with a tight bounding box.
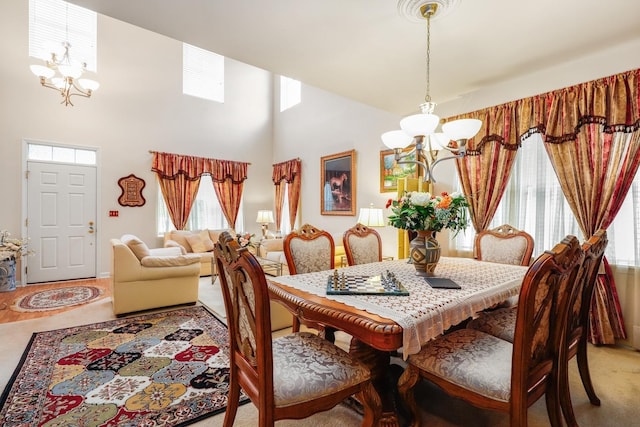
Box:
[267,257,528,426]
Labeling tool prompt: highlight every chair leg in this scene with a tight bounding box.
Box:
[559,357,579,427]
[397,365,422,427]
[576,338,601,406]
[223,373,241,427]
[292,316,301,333]
[358,381,382,427]
[545,368,564,427]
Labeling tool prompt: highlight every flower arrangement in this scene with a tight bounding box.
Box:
[386,191,470,235]
[0,230,34,262]
[236,232,256,249]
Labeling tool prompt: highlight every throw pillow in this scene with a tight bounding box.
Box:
[186,233,208,253]
[198,230,215,252]
[121,235,150,260]
[165,239,187,255]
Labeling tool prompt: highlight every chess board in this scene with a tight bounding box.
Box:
[326,272,409,296]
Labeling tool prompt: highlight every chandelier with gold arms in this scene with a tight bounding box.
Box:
[382,0,481,183]
[29,3,99,106]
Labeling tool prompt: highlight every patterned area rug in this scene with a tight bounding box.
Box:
[0,306,248,426]
[11,285,104,312]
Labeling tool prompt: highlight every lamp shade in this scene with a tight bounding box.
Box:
[30,64,55,79]
[78,78,100,91]
[357,205,385,227]
[442,118,482,141]
[381,130,413,150]
[400,112,440,137]
[256,210,274,224]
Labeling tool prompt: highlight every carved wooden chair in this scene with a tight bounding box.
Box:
[398,235,584,427]
[343,223,382,266]
[284,224,336,332]
[475,224,534,266]
[466,230,607,426]
[214,231,381,427]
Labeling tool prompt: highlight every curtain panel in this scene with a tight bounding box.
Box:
[272,158,301,231]
[151,151,249,230]
[446,68,640,344]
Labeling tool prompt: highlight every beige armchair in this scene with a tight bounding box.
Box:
[111,235,201,316]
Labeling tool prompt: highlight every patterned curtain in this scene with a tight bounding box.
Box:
[151,152,203,230]
[449,99,543,243]
[542,69,640,344]
[272,158,301,231]
[151,151,249,231]
[209,159,249,230]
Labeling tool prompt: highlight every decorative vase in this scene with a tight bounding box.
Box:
[409,230,441,276]
[0,257,17,292]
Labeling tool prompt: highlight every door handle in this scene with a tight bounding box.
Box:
[88,221,95,234]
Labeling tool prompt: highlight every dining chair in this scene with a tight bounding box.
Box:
[466,230,608,425]
[214,231,381,427]
[397,235,584,427]
[284,224,336,333]
[474,224,534,266]
[343,223,382,266]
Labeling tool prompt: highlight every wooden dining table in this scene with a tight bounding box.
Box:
[267,257,528,426]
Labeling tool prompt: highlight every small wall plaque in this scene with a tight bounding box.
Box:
[118,174,146,207]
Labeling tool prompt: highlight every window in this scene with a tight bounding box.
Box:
[29,0,97,72]
[183,43,224,102]
[452,133,639,266]
[157,175,244,234]
[280,76,301,112]
[279,185,292,236]
[27,142,96,165]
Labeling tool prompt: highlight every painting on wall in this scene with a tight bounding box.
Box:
[379,148,418,192]
[321,150,356,216]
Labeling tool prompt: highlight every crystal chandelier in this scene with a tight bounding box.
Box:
[382,0,481,183]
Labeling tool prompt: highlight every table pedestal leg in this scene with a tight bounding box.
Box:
[349,337,402,427]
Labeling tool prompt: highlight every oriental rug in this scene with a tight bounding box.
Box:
[11,285,104,312]
[0,305,248,426]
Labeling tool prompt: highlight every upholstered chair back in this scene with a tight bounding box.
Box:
[284,223,335,275]
[343,223,382,266]
[475,224,534,266]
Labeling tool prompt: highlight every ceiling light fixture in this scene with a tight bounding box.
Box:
[382,0,481,183]
[29,3,99,106]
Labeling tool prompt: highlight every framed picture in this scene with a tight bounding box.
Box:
[321,150,356,216]
[379,147,418,192]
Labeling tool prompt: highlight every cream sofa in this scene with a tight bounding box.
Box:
[163,229,234,276]
[110,235,201,316]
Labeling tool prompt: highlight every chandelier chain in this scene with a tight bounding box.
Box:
[425,9,431,103]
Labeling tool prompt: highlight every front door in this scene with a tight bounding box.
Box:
[26,161,97,283]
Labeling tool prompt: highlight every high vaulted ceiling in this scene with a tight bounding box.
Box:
[67,0,640,116]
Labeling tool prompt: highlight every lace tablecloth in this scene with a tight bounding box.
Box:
[271,257,528,357]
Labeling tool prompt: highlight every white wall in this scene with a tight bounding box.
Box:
[0,0,274,278]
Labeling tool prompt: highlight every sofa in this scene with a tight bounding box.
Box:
[110,235,201,316]
[163,229,234,276]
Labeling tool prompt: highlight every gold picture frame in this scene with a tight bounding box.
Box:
[321,150,356,216]
[379,147,418,193]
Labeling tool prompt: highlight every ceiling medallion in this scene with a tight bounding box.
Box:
[397,0,461,23]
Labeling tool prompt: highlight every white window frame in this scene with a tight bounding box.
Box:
[183,43,224,102]
[29,0,98,72]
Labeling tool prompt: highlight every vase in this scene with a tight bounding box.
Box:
[409,230,441,276]
[0,257,17,292]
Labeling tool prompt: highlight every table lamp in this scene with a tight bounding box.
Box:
[256,210,275,238]
[357,204,385,227]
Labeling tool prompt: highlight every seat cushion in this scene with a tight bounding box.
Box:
[272,332,370,407]
[407,328,513,402]
[140,254,201,267]
[466,306,516,343]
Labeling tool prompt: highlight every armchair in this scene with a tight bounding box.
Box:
[111,235,201,316]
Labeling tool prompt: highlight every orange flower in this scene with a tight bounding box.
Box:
[436,196,452,209]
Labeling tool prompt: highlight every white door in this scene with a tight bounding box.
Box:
[27,161,97,283]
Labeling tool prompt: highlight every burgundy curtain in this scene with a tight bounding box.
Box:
[448,68,640,344]
[151,151,249,230]
[272,158,301,231]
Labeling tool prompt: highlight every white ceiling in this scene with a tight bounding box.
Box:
[67,0,640,116]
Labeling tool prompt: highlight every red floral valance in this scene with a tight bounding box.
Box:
[151,151,249,183]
